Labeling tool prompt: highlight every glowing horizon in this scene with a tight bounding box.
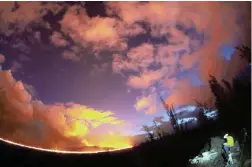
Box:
[0,137,133,154]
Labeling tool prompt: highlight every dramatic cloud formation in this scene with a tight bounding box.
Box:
[108,2,250,113]
[0,69,131,151]
[0,2,250,145]
[0,2,63,36]
[60,5,146,53]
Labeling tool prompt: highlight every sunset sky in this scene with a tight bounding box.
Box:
[0,2,250,150]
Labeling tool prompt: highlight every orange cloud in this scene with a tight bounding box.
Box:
[135,96,152,111]
[165,78,214,107]
[0,69,131,151]
[179,54,199,70]
[135,88,159,114]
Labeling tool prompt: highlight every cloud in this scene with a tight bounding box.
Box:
[0,2,63,36]
[112,43,155,74]
[127,68,168,89]
[0,54,5,63]
[50,31,69,47]
[153,116,164,124]
[23,83,37,99]
[62,46,83,62]
[63,50,81,62]
[11,39,30,54]
[135,88,159,114]
[109,2,250,109]
[0,2,250,134]
[60,5,146,53]
[106,2,179,25]
[90,63,109,76]
[135,96,152,111]
[60,6,125,52]
[0,69,130,151]
[165,78,214,107]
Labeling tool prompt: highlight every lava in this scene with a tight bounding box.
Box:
[98,132,133,149]
[0,137,133,154]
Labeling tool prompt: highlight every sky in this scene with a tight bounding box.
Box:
[0,2,250,151]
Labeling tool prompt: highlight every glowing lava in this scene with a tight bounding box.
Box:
[98,132,132,149]
[0,137,133,154]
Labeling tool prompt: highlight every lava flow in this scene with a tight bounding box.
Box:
[0,137,133,154]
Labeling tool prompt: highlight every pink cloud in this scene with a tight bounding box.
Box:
[127,68,168,89]
[109,2,250,109]
[0,2,63,35]
[50,31,69,47]
[127,43,154,68]
[153,116,164,124]
[106,2,179,26]
[60,5,146,53]
[162,78,177,89]
[179,54,199,70]
[106,2,250,43]
[62,46,83,62]
[112,43,155,74]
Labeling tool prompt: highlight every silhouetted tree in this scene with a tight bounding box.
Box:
[153,121,164,139]
[159,96,180,132]
[167,104,180,132]
[195,101,209,126]
[236,45,251,63]
[209,46,251,144]
[142,125,155,141]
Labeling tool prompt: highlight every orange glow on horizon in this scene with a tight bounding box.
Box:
[0,137,133,154]
[98,132,132,149]
[0,68,133,154]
